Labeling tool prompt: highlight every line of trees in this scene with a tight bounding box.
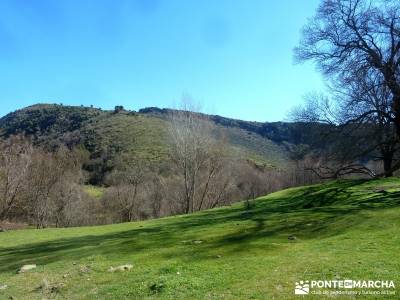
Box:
[0,136,98,228]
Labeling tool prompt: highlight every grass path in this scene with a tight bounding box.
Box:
[0,178,399,299]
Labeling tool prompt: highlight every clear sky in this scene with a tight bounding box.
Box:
[0,0,324,122]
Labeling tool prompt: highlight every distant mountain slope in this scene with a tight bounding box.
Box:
[139,107,327,146]
[0,104,321,183]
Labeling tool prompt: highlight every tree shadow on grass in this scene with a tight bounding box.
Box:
[0,180,399,272]
[198,182,400,257]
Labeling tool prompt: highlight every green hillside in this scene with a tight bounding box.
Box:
[0,178,399,299]
[0,104,291,183]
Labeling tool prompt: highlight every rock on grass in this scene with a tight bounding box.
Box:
[18,264,36,273]
[108,264,133,272]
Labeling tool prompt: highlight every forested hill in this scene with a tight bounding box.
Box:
[0,104,325,183]
[139,106,327,145]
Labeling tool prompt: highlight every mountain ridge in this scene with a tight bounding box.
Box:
[0,103,322,184]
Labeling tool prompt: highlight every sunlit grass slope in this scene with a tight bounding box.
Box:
[0,178,399,299]
[83,185,106,199]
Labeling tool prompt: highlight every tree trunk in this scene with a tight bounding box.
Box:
[383,152,394,178]
[394,96,400,141]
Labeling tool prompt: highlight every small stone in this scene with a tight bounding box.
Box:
[62,274,69,279]
[18,264,37,273]
[50,283,65,293]
[0,284,7,290]
[79,266,90,273]
[108,264,133,272]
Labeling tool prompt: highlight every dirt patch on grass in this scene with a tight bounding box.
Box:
[0,221,28,231]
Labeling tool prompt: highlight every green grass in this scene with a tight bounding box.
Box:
[83,185,106,199]
[0,178,399,299]
[85,113,172,162]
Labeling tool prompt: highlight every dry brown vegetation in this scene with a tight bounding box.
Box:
[0,120,320,228]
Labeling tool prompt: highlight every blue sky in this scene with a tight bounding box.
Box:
[0,0,323,121]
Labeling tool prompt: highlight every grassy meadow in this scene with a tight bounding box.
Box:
[0,178,399,299]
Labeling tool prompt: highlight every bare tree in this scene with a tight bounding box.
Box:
[26,146,83,228]
[103,161,149,222]
[295,0,400,135]
[195,142,233,210]
[237,163,266,210]
[340,72,399,176]
[51,147,86,227]
[168,101,233,214]
[0,136,90,227]
[291,72,399,177]
[0,136,33,220]
[148,176,165,218]
[295,0,400,176]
